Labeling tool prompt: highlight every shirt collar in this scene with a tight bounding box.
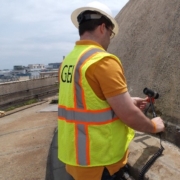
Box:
[75,40,104,49]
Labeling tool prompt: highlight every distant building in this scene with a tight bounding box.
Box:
[0,69,11,75]
[0,68,20,82]
[48,63,61,69]
[28,64,45,70]
[12,65,27,74]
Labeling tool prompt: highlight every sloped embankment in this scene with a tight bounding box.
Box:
[108,0,180,147]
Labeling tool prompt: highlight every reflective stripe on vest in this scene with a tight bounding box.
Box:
[59,48,118,165]
[74,48,104,109]
[58,106,116,124]
[76,123,88,165]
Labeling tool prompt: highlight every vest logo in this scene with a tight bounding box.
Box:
[61,65,75,83]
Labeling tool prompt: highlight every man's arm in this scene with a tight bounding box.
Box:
[131,97,149,110]
[107,92,165,133]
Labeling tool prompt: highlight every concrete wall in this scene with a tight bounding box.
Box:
[0,76,58,107]
[108,0,180,147]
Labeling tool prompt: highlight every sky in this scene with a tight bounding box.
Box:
[0,0,129,70]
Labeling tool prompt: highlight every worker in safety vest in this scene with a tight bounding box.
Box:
[58,1,165,180]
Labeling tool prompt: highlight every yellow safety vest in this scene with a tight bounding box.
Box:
[58,44,134,167]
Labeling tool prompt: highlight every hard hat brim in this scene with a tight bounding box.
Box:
[71,7,119,37]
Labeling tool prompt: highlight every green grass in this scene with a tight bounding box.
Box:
[5,99,38,111]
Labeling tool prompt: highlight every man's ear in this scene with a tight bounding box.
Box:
[99,23,106,35]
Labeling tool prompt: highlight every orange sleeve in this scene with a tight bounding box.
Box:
[85,57,128,100]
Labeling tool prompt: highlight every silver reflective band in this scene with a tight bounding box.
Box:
[74,48,104,109]
[58,107,116,123]
[77,124,87,165]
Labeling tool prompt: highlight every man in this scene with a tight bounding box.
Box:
[58,1,165,180]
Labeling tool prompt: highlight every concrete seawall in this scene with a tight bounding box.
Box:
[0,76,58,108]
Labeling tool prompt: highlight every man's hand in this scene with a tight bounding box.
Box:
[131,97,149,111]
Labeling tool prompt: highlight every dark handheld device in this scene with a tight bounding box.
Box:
[138,87,164,180]
[143,87,159,99]
[143,87,159,118]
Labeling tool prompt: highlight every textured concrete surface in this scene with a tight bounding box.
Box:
[40,104,58,112]
[0,99,57,180]
[108,0,180,147]
[128,132,180,180]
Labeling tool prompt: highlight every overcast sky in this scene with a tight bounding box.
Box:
[0,0,128,70]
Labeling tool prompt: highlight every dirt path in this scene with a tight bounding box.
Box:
[0,99,57,180]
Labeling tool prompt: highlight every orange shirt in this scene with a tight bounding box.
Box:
[66,40,128,180]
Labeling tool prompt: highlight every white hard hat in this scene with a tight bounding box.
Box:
[71,1,119,36]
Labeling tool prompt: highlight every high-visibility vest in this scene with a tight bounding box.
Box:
[58,44,134,167]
